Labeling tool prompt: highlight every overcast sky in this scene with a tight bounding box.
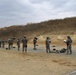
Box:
[0,0,76,28]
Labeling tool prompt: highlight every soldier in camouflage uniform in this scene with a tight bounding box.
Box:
[22,36,27,52]
[33,37,38,50]
[45,37,51,53]
[17,38,20,51]
[66,36,72,55]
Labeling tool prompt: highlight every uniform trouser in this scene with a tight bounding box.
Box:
[11,43,13,48]
[8,44,12,50]
[0,43,1,47]
[46,45,50,53]
[22,45,27,52]
[34,43,37,50]
[17,44,20,51]
[67,44,72,54]
[8,44,11,50]
[2,43,4,48]
[18,45,20,51]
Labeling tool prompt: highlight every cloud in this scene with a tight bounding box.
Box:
[0,0,76,27]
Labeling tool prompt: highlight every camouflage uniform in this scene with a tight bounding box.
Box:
[33,37,38,50]
[17,38,20,51]
[22,37,27,52]
[45,37,51,53]
[66,36,72,54]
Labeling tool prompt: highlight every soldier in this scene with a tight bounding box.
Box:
[66,36,72,55]
[45,37,51,53]
[22,36,27,52]
[17,38,20,51]
[33,37,38,50]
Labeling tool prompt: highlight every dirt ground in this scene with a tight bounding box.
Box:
[0,44,76,75]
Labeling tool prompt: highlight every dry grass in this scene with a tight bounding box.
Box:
[0,17,76,40]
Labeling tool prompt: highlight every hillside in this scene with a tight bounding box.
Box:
[0,17,76,43]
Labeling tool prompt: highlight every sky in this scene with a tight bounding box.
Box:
[0,0,76,28]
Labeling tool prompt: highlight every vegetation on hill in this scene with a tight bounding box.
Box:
[0,17,76,40]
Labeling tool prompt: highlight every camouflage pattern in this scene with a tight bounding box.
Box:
[45,37,51,53]
[22,37,27,52]
[66,36,72,54]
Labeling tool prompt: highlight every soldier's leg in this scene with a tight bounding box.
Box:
[49,48,51,53]
[22,45,24,52]
[35,44,37,50]
[18,45,19,51]
[48,46,51,53]
[18,45,20,51]
[11,43,13,48]
[69,45,72,54]
[0,43,1,47]
[2,43,4,48]
[9,44,10,49]
[3,44,4,48]
[3,43,5,48]
[25,47,27,52]
[34,44,35,49]
[46,49,48,53]
[66,45,69,54]
[34,44,36,49]
[34,44,37,50]
[46,47,48,53]
[19,45,20,51]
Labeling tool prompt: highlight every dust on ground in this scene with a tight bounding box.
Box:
[0,44,76,75]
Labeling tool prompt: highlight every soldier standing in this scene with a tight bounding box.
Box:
[66,36,72,55]
[33,37,38,50]
[22,36,27,52]
[17,38,20,51]
[45,37,51,53]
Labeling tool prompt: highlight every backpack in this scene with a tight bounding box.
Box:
[60,48,66,53]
